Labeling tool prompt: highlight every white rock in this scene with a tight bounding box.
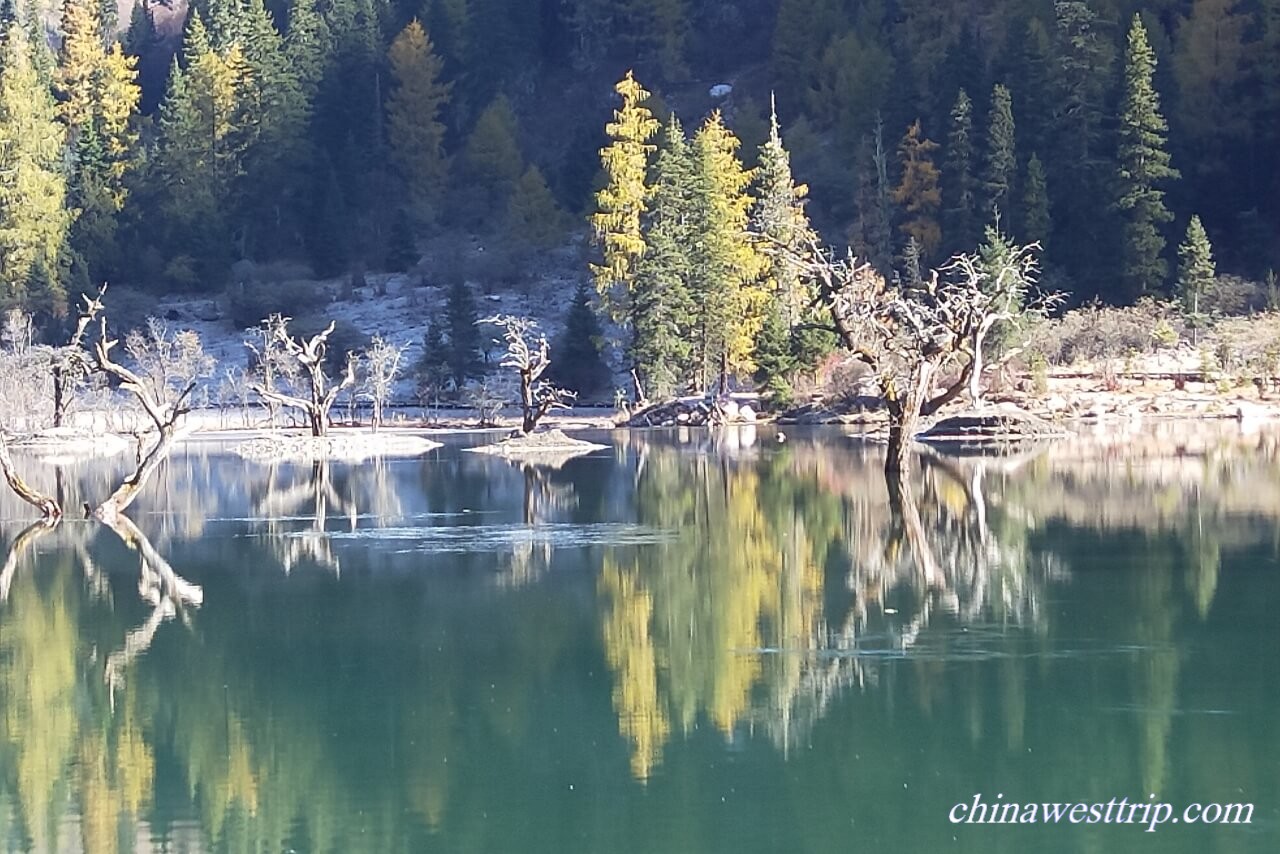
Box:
[709,83,733,98]
[739,404,757,423]
[721,399,740,420]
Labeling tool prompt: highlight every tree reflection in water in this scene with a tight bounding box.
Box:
[0,424,1272,851]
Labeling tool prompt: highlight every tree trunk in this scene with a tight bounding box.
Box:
[884,364,931,475]
[52,367,68,428]
[968,331,985,408]
[0,435,61,519]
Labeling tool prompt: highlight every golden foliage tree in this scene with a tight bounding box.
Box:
[591,71,659,323]
[893,119,942,261]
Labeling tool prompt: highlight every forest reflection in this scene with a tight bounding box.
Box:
[0,425,1274,852]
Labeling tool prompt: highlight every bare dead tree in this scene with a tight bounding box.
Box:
[767,234,1055,474]
[90,318,204,523]
[484,315,576,434]
[0,435,61,518]
[361,335,409,431]
[249,315,357,437]
[51,284,107,427]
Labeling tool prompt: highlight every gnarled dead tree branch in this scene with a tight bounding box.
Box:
[51,284,107,427]
[764,232,1056,473]
[484,315,576,434]
[91,317,199,522]
[249,315,358,436]
[0,434,61,519]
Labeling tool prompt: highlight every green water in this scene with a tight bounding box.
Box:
[0,424,1276,853]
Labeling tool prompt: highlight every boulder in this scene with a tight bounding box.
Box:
[739,404,757,423]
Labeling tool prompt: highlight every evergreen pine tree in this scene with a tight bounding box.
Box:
[1022,153,1052,249]
[305,159,349,277]
[0,23,70,313]
[944,88,977,254]
[548,282,612,399]
[446,279,482,386]
[461,94,524,221]
[893,119,942,261]
[1116,15,1178,298]
[1177,215,1215,342]
[418,321,452,392]
[507,165,568,251]
[631,114,696,398]
[385,209,418,272]
[387,18,451,223]
[286,0,332,98]
[752,303,795,403]
[591,71,659,324]
[751,97,814,327]
[850,130,893,275]
[983,84,1016,225]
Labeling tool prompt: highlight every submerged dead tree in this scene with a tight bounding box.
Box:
[249,315,357,437]
[486,315,576,434]
[0,435,61,518]
[51,284,107,427]
[90,318,205,522]
[772,234,1051,474]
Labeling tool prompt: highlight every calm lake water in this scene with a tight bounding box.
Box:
[0,424,1276,853]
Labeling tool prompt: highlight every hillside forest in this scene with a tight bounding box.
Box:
[0,0,1278,399]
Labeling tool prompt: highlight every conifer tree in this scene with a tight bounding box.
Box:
[591,71,659,324]
[388,19,451,223]
[1177,215,1214,342]
[58,0,104,132]
[944,88,977,254]
[548,281,611,399]
[1051,0,1116,286]
[751,97,814,328]
[983,84,1016,224]
[507,165,568,251]
[462,94,523,220]
[0,23,70,312]
[385,208,418,272]
[690,111,766,392]
[1022,153,1051,249]
[893,120,942,261]
[752,303,795,403]
[285,0,331,99]
[446,279,482,386]
[1116,15,1178,298]
[631,115,696,398]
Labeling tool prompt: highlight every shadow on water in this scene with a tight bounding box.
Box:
[0,423,1276,853]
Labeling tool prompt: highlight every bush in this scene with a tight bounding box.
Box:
[229,280,325,329]
[1028,299,1184,366]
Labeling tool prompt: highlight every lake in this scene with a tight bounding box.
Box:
[0,423,1276,853]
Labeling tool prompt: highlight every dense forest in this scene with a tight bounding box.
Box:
[0,0,1277,383]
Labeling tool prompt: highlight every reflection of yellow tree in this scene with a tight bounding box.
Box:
[600,445,831,778]
[0,568,79,852]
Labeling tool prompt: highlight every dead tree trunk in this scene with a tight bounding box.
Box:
[51,285,108,428]
[250,318,357,437]
[91,319,196,523]
[0,434,61,519]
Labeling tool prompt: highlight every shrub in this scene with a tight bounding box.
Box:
[228,280,324,329]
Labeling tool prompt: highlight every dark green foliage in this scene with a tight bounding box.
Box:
[385,209,419,272]
[1115,15,1177,299]
[631,115,696,399]
[548,282,611,400]
[446,279,482,386]
[944,89,977,254]
[417,321,452,392]
[1022,153,1051,249]
[753,303,794,404]
[983,84,1016,225]
[305,163,350,279]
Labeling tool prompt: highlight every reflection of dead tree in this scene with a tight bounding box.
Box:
[90,318,202,523]
[249,315,357,437]
[99,514,203,698]
[253,460,357,574]
[501,460,578,587]
[0,518,59,602]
